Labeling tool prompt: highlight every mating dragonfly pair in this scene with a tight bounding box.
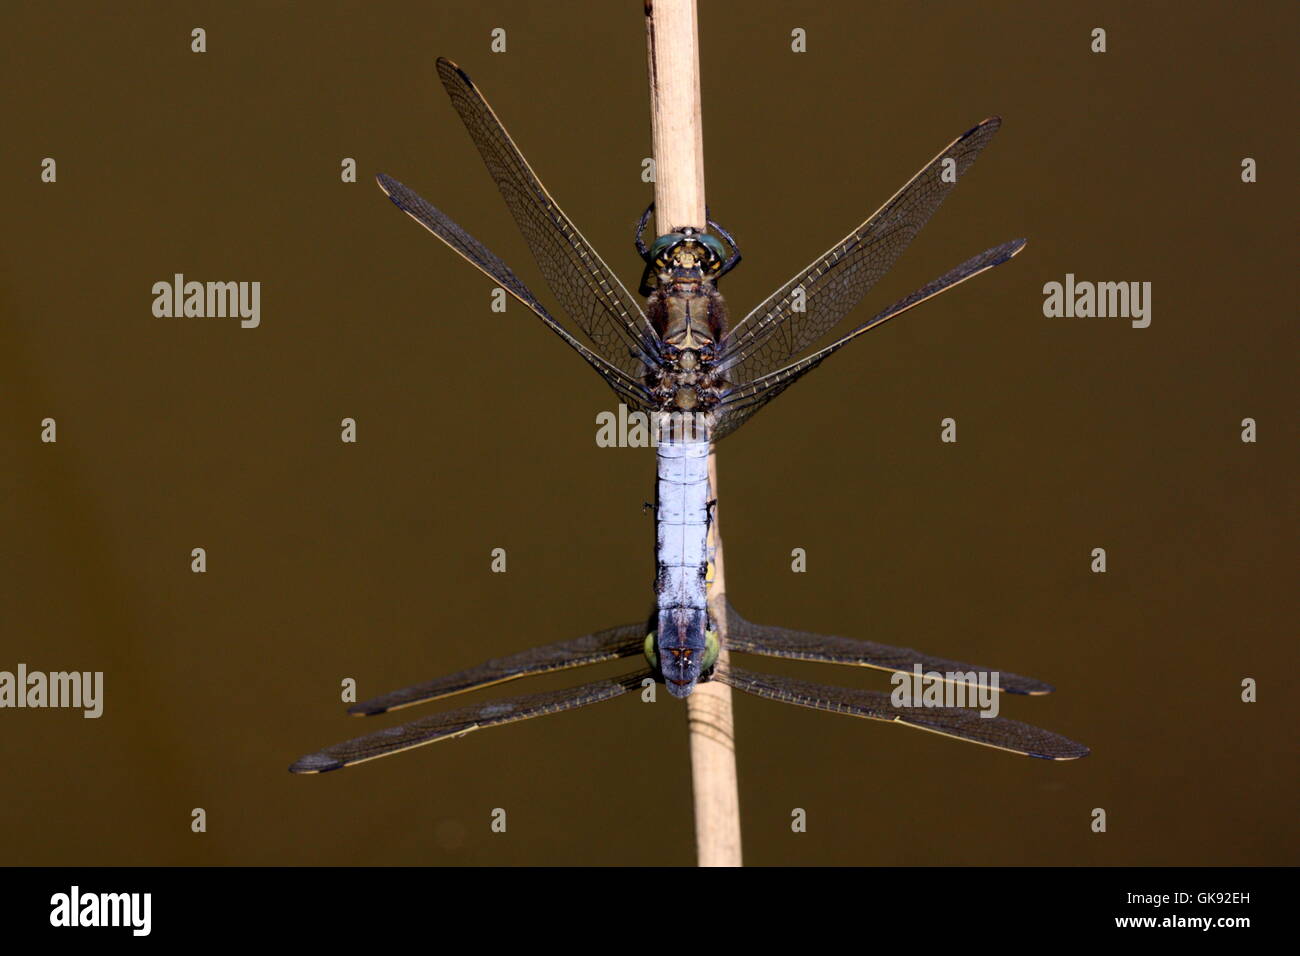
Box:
[290,58,1087,774]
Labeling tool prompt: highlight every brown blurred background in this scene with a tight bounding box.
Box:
[1,1,1295,866]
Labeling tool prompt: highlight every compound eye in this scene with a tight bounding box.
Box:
[700,235,728,261]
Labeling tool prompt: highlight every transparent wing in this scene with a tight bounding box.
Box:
[348,620,647,716]
[717,665,1088,760]
[712,239,1024,440]
[719,117,1004,384]
[378,173,653,411]
[290,670,651,773]
[436,57,659,380]
[723,598,1052,695]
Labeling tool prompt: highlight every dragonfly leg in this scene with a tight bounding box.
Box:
[705,209,742,277]
[634,201,655,259]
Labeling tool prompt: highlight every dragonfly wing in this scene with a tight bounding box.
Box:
[291,670,652,773]
[718,117,1004,384]
[717,664,1088,760]
[348,620,647,716]
[378,173,653,411]
[436,57,659,381]
[724,598,1051,695]
[713,239,1024,440]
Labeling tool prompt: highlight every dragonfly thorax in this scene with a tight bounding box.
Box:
[646,248,730,416]
[656,286,721,348]
[646,343,727,416]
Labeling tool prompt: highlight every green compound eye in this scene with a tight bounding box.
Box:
[698,234,727,262]
[702,631,720,671]
[649,233,686,260]
[644,632,658,669]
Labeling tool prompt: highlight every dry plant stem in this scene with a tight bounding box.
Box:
[645,0,707,231]
[690,451,742,866]
[646,0,743,868]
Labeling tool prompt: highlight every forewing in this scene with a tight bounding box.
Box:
[378,173,653,411]
[719,118,1003,383]
[290,670,651,773]
[718,665,1088,760]
[348,620,647,716]
[436,57,658,379]
[712,239,1024,440]
[723,597,1051,695]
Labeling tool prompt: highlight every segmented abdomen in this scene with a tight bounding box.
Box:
[654,431,713,676]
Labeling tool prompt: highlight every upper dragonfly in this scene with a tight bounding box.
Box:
[290,59,1084,773]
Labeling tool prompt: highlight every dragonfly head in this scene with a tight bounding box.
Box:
[646,618,721,698]
[649,229,728,280]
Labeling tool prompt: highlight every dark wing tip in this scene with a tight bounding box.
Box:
[346,702,383,716]
[987,238,1028,266]
[963,116,1003,139]
[1035,743,1091,761]
[436,56,472,86]
[289,753,343,774]
[375,172,401,199]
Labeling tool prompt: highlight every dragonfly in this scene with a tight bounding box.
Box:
[290,58,1087,773]
[290,601,1086,773]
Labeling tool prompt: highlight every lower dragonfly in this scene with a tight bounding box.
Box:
[290,58,1088,772]
[291,602,1086,773]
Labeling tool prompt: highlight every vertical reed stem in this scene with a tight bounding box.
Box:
[645,0,743,867]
